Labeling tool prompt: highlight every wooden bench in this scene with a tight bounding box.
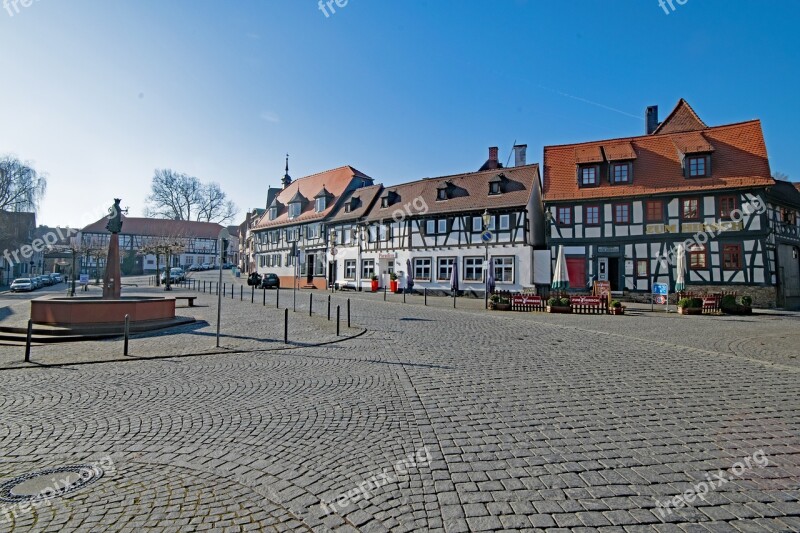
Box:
[174,296,198,307]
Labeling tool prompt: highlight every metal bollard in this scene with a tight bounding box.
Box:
[454,291,457,308]
[123,314,130,355]
[424,288,427,306]
[403,290,406,304]
[232,284,234,300]
[309,294,313,317]
[347,299,351,328]
[24,319,33,362]
[276,288,280,308]
[251,286,254,303]
[336,305,340,336]
[327,295,331,321]
[384,286,387,301]
[284,308,289,343]
[262,288,266,306]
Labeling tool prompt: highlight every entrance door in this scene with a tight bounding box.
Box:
[607,258,620,291]
[306,254,315,283]
[778,244,800,309]
[598,258,609,282]
[328,261,337,288]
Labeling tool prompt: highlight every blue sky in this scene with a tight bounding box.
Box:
[1,0,799,227]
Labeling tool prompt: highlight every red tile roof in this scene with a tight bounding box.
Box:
[543,119,773,202]
[652,98,707,134]
[603,142,637,162]
[671,132,714,154]
[254,166,372,229]
[81,217,224,239]
[327,184,384,223]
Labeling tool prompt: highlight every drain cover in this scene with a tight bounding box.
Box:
[0,465,104,503]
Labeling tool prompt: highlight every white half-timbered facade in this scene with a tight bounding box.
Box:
[543,99,783,306]
[764,180,800,308]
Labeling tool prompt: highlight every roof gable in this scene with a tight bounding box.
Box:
[652,99,707,134]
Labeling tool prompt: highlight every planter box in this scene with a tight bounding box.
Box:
[547,306,572,314]
[609,306,625,315]
[390,280,399,293]
[370,280,379,292]
[678,306,702,315]
[492,302,512,311]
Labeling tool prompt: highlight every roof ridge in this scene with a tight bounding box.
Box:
[381,163,539,190]
[544,120,762,151]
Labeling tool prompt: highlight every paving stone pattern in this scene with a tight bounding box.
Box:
[0,284,799,532]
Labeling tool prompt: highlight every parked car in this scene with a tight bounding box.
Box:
[160,268,185,284]
[260,273,280,289]
[40,275,53,286]
[188,265,202,272]
[50,273,63,284]
[247,272,262,286]
[201,263,212,270]
[30,276,42,289]
[10,278,34,292]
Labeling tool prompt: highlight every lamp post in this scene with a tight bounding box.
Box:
[482,209,491,309]
[215,228,230,348]
[329,228,338,292]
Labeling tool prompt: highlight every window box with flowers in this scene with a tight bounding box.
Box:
[489,294,511,311]
[608,300,626,315]
[547,297,572,314]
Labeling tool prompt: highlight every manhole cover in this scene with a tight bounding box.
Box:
[0,465,104,503]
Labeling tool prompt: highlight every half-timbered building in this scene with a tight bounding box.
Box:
[251,162,374,289]
[543,99,786,306]
[764,180,800,308]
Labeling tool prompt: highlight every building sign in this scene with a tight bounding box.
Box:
[570,296,602,306]
[512,295,542,306]
[597,246,620,254]
[379,253,396,259]
[79,274,89,285]
[652,282,669,295]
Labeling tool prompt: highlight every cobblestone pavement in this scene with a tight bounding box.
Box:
[1,285,799,532]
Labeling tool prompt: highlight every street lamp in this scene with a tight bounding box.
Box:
[482,209,491,309]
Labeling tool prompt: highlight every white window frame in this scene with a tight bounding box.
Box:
[315,197,326,213]
[361,259,375,279]
[493,256,514,284]
[288,203,301,219]
[464,257,483,281]
[344,259,356,279]
[437,257,455,280]
[413,258,432,281]
[499,214,510,230]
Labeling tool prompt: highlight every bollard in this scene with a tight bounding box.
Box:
[403,290,406,304]
[309,294,313,317]
[336,305,340,336]
[24,319,33,362]
[327,295,331,321]
[123,314,130,355]
[251,286,254,303]
[284,308,289,343]
[276,288,280,308]
[204,281,206,293]
[262,287,266,306]
[424,288,427,306]
[223,283,226,297]
[232,284,234,300]
[347,299,351,328]
[454,291,457,308]
[384,286,387,301]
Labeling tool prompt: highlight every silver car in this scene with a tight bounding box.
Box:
[10,278,34,292]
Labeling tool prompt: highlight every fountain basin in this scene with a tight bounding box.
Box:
[31,296,176,328]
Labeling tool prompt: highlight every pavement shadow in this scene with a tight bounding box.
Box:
[0,306,13,322]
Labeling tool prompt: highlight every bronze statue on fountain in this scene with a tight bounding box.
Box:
[102,199,124,300]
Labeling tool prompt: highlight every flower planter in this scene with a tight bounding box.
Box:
[609,306,625,315]
[390,280,399,293]
[490,302,512,311]
[547,306,572,314]
[371,280,379,292]
[678,306,702,315]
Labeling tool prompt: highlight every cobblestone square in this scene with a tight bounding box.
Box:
[1,286,799,532]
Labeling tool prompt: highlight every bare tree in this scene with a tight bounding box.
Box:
[772,171,790,182]
[139,235,186,289]
[0,156,47,213]
[145,169,238,224]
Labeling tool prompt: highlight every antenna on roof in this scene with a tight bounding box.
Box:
[504,140,516,168]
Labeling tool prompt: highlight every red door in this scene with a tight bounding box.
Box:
[566,257,586,289]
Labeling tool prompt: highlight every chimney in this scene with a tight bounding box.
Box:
[489,146,499,163]
[513,144,527,167]
[646,106,659,135]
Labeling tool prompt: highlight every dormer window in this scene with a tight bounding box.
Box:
[489,182,501,195]
[436,188,448,201]
[380,191,398,208]
[488,174,505,195]
[315,197,326,213]
[611,163,631,184]
[344,203,352,213]
[288,203,301,220]
[268,206,278,220]
[687,155,710,177]
[381,198,390,208]
[579,165,599,187]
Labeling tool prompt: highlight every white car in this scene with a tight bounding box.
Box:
[10,278,34,292]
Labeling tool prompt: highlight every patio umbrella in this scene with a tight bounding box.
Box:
[675,244,686,292]
[485,260,495,295]
[405,258,414,292]
[551,246,570,291]
[450,261,459,293]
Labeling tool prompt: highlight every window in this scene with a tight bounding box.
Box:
[646,200,663,222]
[557,207,572,226]
[288,203,301,219]
[306,224,320,239]
[368,226,378,242]
[268,207,278,220]
[611,163,631,184]
[381,197,390,208]
[689,245,707,269]
[636,259,649,278]
[286,228,299,242]
[437,257,455,280]
[682,198,700,220]
[472,217,482,232]
[413,258,431,280]
[782,208,798,225]
[463,257,483,281]
[438,219,447,234]
[687,156,708,177]
[493,257,514,283]
[315,197,326,212]
[426,220,435,235]
[614,204,630,224]
[579,166,598,187]
[344,203,352,213]
[719,196,737,219]
[499,214,510,230]
[585,206,600,226]
[722,244,742,269]
[436,188,447,201]
[379,224,390,241]
[489,182,501,195]
[361,259,375,279]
